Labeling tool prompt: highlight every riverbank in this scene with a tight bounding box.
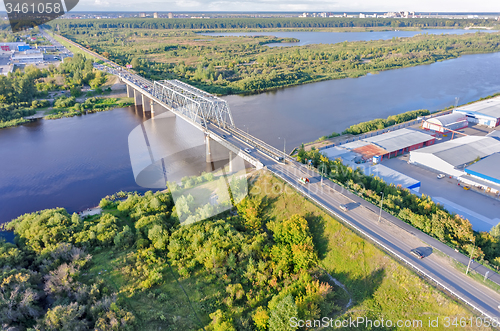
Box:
[0,95,134,129]
[299,91,500,152]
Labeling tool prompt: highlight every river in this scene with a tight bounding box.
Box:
[1,31,500,232]
[201,29,497,47]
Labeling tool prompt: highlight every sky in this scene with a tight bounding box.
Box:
[1,0,499,13]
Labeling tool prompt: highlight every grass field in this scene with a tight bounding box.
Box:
[74,170,491,331]
[249,172,488,330]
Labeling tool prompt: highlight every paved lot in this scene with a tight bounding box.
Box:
[384,155,500,232]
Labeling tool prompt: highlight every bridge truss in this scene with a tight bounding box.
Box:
[153,80,234,128]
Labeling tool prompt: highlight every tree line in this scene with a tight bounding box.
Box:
[296,147,500,268]
[47,17,498,31]
[0,53,108,128]
[342,109,430,135]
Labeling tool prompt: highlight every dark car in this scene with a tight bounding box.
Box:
[410,248,424,259]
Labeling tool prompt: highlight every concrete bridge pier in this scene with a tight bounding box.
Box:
[126,85,133,98]
[150,100,155,117]
[205,134,212,163]
[141,94,150,113]
[133,89,142,107]
[228,151,233,173]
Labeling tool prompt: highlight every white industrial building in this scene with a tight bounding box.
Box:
[409,136,500,177]
[422,112,468,133]
[10,51,44,64]
[453,97,500,128]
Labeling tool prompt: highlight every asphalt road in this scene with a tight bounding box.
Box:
[209,124,500,319]
[56,31,500,320]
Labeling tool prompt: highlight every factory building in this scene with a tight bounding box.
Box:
[422,112,468,133]
[453,97,500,128]
[409,136,500,177]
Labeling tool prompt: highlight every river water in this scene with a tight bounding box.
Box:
[1,30,500,231]
[201,29,497,47]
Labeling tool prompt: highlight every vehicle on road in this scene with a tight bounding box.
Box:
[340,204,348,212]
[410,248,424,259]
[244,148,252,153]
[299,177,310,184]
[463,186,471,190]
[437,174,445,179]
[221,134,227,139]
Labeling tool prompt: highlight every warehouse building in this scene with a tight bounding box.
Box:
[422,112,468,133]
[342,128,435,162]
[0,42,29,52]
[409,136,500,177]
[11,51,43,64]
[365,164,421,192]
[464,153,500,186]
[453,97,500,128]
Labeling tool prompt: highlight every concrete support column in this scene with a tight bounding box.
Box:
[133,89,142,106]
[141,94,150,113]
[205,134,212,163]
[150,100,155,117]
[228,151,233,173]
[126,85,133,98]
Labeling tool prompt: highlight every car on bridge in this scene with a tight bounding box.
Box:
[410,248,425,259]
[244,148,252,153]
[299,177,310,184]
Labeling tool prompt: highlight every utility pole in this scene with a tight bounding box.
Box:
[283,138,286,164]
[378,192,384,222]
[466,240,475,275]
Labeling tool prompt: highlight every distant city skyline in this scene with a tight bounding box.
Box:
[1,0,499,14]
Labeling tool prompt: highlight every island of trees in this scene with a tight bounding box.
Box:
[46,19,500,95]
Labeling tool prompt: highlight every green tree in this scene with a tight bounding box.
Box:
[268,294,298,331]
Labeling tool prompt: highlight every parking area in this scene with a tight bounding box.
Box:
[383,154,500,232]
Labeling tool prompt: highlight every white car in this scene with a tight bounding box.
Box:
[437,174,445,179]
[244,148,252,153]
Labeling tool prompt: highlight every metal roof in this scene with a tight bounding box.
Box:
[426,113,467,127]
[366,164,420,190]
[487,130,500,141]
[363,128,434,153]
[454,97,500,119]
[341,140,371,150]
[353,144,388,159]
[413,136,500,167]
[465,153,500,184]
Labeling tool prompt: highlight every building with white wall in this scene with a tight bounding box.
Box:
[453,97,500,128]
[422,112,468,133]
[409,136,500,177]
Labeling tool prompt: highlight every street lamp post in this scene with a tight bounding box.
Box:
[278,137,286,163]
[378,192,384,222]
[466,239,475,275]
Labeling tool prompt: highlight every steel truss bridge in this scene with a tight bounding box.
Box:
[153,80,234,129]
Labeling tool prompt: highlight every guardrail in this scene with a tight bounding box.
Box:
[270,169,497,321]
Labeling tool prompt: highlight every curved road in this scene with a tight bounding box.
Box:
[50,29,500,321]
